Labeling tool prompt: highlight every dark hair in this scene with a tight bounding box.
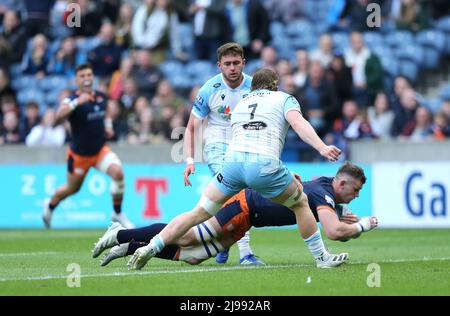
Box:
[217,42,244,61]
[336,162,366,184]
[75,63,93,74]
[251,68,279,91]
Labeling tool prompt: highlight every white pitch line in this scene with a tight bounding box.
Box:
[1,256,450,282]
[0,251,58,257]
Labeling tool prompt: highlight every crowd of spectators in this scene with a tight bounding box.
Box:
[0,0,449,161]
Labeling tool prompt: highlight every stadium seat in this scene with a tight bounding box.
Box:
[11,75,38,90]
[380,56,399,78]
[420,47,441,70]
[270,21,286,39]
[385,31,414,49]
[331,32,350,52]
[159,60,185,79]
[245,59,262,75]
[415,29,446,53]
[285,19,314,38]
[439,84,450,100]
[395,44,424,66]
[185,60,216,79]
[435,15,450,54]
[38,75,70,91]
[398,60,419,83]
[423,97,443,114]
[363,31,384,50]
[169,73,193,90]
[17,88,45,108]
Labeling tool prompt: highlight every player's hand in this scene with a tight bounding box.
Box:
[77,92,94,105]
[358,216,378,232]
[319,145,341,162]
[340,212,359,224]
[183,163,195,186]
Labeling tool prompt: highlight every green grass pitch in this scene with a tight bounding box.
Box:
[1,228,449,296]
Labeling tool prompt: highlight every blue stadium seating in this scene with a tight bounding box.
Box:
[385,31,414,49]
[38,76,70,92]
[11,75,38,90]
[159,60,185,78]
[363,31,384,50]
[435,16,450,54]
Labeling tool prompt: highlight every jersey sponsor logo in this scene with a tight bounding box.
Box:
[217,173,223,183]
[243,94,248,98]
[325,195,335,208]
[213,83,221,88]
[221,94,225,100]
[243,121,267,130]
[217,105,231,121]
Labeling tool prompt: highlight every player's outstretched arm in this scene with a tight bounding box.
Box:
[286,111,341,162]
[183,114,202,186]
[318,207,378,241]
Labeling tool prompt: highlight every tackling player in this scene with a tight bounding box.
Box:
[42,64,133,229]
[93,162,377,266]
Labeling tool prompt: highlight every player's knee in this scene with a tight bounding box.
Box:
[282,183,305,209]
[196,194,222,216]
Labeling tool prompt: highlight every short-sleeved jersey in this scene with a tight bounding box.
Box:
[192,73,252,146]
[246,177,338,227]
[228,89,302,160]
[64,90,108,156]
[303,177,337,221]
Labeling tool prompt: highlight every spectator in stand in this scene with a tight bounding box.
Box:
[0,67,16,102]
[327,54,353,109]
[69,0,103,37]
[87,22,123,79]
[106,99,129,143]
[0,110,21,144]
[310,34,334,69]
[332,99,360,140]
[48,36,87,77]
[391,88,419,137]
[339,0,386,32]
[190,0,229,62]
[344,31,383,108]
[400,106,432,141]
[130,49,164,100]
[429,111,450,140]
[21,33,50,78]
[22,0,55,38]
[25,108,65,147]
[292,49,309,89]
[265,0,306,25]
[150,80,185,120]
[0,10,27,68]
[127,106,154,145]
[19,101,41,141]
[367,92,394,140]
[225,0,271,60]
[344,108,377,140]
[259,46,277,71]
[298,60,339,135]
[132,0,186,64]
[115,2,134,50]
[0,94,19,120]
[276,59,292,77]
[390,0,429,32]
[109,56,134,101]
[389,75,413,112]
[119,77,140,114]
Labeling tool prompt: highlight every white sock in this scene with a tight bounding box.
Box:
[303,229,328,260]
[149,234,165,253]
[237,231,253,259]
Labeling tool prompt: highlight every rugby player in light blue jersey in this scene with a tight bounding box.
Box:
[183,42,262,265]
[127,68,348,270]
